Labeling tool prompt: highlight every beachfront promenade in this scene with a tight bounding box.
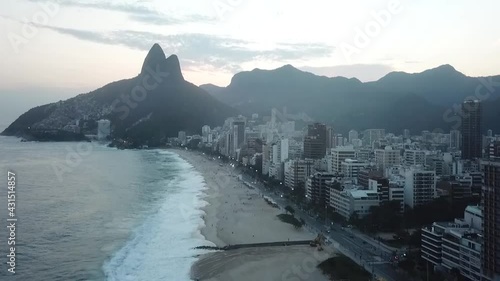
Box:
[181,149,414,281]
[195,240,314,251]
[232,164,408,281]
[237,168,413,281]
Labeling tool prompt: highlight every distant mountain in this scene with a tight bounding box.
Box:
[369,64,490,105]
[2,44,236,145]
[201,65,500,134]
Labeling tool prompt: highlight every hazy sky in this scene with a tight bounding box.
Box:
[1,0,499,127]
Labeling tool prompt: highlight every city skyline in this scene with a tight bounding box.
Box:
[2,2,500,281]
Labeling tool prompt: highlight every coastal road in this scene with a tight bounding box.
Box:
[198,153,409,281]
[237,173,409,281]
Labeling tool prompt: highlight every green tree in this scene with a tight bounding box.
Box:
[349,211,360,226]
[285,205,295,215]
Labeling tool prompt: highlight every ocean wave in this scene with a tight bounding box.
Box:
[103,151,211,281]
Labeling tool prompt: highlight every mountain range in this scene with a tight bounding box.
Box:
[201,64,500,134]
[3,45,500,143]
[1,44,236,145]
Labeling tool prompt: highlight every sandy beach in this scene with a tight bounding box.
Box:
[174,149,332,281]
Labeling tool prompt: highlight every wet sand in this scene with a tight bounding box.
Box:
[174,149,332,281]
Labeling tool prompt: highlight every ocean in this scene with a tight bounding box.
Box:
[0,136,211,281]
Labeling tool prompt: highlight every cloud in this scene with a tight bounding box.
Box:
[300,64,394,82]
[129,13,216,25]
[25,0,215,25]
[405,60,421,64]
[33,24,335,72]
[27,0,159,15]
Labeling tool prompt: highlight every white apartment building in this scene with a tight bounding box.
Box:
[288,139,303,159]
[272,138,289,164]
[178,130,187,145]
[356,149,372,162]
[375,146,401,171]
[363,129,386,148]
[348,189,380,218]
[352,139,363,148]
[97,119,111,140]
[389,185,405,211]
[305,172,335,207]
[261,144,271,176]
[404,149,426,166]
[329,183,380,220]
[348,130,359,144]
[202,125,211,143]
[421,206,487,281]
[342,159,369,182]
[404,166,437,208]
[330,145,356,174]
[329,181,354,219]
[268,163,283,181]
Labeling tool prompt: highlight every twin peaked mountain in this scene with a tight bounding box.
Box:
[3,43,500,144]
[2,44,236,144]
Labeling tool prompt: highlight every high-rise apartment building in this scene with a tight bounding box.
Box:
[404,167,436,208]
[284,159,315,190]
[450,129,461,150]
[304,123,327,159]
[375,146,401,171]
[363,129,386,148]
[305,172,335,208]
[404,150,426,166]
[481,160,500,280]
[489,141,500,160]
[349,130,359,144]
[461,100,482,159]
[232,119,246,152]
[330,145,356,174]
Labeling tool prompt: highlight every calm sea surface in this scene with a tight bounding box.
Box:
[0,136,210,281]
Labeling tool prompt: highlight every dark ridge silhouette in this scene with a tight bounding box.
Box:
[2,44,237,144]
[201,65,500,133]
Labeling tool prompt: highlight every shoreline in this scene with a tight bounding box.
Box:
[173,149,332,281]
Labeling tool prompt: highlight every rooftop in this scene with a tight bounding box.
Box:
[433,221,469,229]
[349,189,378,199]
[465,205,482,217]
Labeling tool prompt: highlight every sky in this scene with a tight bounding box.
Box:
[0,0,499,128]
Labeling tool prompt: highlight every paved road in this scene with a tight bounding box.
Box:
[238,172,409,281]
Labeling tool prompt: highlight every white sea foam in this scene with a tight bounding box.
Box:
[103,151,212,281]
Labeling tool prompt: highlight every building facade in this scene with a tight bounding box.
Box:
[482,160,500,280]
[461,100,482,160]
[330,145,356,174]
[404,150,426,166]
[422,206,488,281]
[341,159,369,180]
[375,146,401,171]
[284,159,315,190]
[306,172,335,208]
[404,167,437,208]
[304,123,327,159]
